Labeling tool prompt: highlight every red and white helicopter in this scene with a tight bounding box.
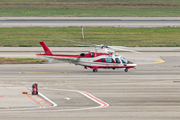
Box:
[37,41,137,72]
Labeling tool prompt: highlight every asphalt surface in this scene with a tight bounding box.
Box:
[0,48,180,119]
[1,17,180,27]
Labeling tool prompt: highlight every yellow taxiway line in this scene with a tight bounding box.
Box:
[25,72,66,74]
[136,59,165,65]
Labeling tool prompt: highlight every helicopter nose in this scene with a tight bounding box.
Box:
[127,61,134,64]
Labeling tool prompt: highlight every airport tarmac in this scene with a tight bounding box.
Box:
[0,48,180,120]
[1,17,180,27]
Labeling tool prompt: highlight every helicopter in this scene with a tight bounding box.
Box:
[37,41,137,72]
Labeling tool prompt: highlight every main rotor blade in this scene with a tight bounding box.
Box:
[109,46,127,49]
[62,39,140,53]
[62,39,93,45]
[63,39,104,47]
[108,46,140,53]
[78,44,95,47]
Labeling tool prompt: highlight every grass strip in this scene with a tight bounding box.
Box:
[0,5,179,17]
[1,0,180,4]
[0,58,48,64]
[0,27,180,47]
[0,1,180,17]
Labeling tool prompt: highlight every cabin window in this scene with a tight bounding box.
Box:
[80,53,86,57]
[105,58,113,63]
[115,58,120,63]
[101,58,104,62]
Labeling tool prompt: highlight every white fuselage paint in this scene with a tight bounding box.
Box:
[45,54,137,68]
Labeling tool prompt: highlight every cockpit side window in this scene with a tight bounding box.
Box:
[120,57,128,64]
[115,58,120,63]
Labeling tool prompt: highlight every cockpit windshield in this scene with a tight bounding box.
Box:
[120,57,128,64]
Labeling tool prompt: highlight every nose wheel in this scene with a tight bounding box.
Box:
[93,69,98,72]
[124,68,128,72]
[93,67,98,72]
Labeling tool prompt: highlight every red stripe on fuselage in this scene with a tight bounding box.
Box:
[85,65,135,69]
[37,52,109,58]
[76,61,136,69]
[37,54,80,58]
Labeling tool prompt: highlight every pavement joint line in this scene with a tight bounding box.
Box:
[173,81,180,83]
[131,71,180,73]
[21,71,180,74]
[156,71,180,73]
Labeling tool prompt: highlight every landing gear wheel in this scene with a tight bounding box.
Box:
[124,68,128,72]
[93,69,98,72]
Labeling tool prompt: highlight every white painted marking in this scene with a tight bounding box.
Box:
[38,92,57,107]
[0,89,109,113]
[64,97,71,100]
[49,89,109,109]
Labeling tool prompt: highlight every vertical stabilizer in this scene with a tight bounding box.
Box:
[39,41,53,55]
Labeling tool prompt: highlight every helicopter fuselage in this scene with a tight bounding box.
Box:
[37,41,137,72]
